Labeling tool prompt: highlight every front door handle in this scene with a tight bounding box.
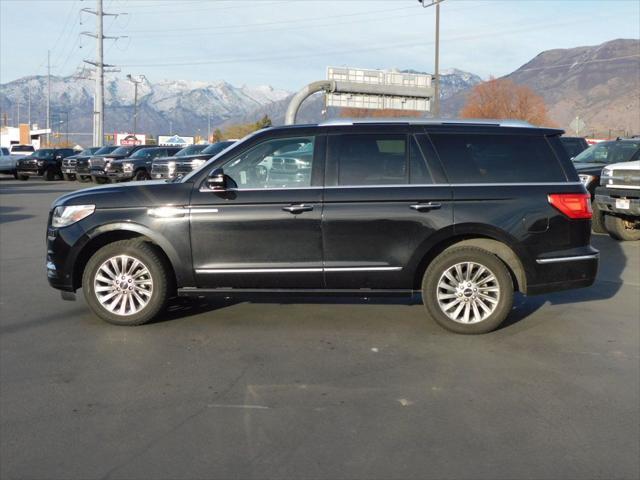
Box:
[283,204,314,214]
[410,202,442,212]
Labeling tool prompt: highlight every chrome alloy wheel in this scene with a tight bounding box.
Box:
[93,254,154,316]
[436,261,500,324]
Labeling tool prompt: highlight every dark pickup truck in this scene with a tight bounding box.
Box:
[16,148,77,181]
[151,141,235,179]
[61,147,103,181]
[93,146,182,183]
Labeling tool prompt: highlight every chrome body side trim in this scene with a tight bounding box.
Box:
[195,266,403,274]
[536,254,599,264]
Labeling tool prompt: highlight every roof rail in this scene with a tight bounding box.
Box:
[317,118,536,128]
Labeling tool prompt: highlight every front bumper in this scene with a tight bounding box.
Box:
[595,186,640,216]
[17,168,45,176]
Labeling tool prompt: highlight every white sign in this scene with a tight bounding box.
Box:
[115,133,146,146]
[158,135,195,146]
[326,67,433,112]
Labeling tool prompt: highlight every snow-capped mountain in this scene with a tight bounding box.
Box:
[0,74,290,142]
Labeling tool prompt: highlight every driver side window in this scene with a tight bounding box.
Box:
[223,136,315,189]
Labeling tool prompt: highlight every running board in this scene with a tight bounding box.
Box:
[177,288,414,298]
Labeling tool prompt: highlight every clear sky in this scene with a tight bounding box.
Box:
[1,0,639,90]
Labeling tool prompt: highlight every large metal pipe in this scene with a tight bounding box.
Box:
[284,80,336,125]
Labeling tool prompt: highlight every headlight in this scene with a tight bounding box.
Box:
[600,168,612,186]
[579,174,595,187]
[168,161,176,173]
[191,159,205,168]
[52,205,95,228]
[122,162,134,172]
[37,160,46,166]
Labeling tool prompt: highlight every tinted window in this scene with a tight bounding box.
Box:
[560,138,587,158]
[11,145,34,152]
[111,146,135,156]
[202,141,235,155]
[329,134,407,186]
[430,133,566,183]
[94,146,117,155]
[33,149,55,159]
[175,144,208,156]
[572,141,640,165]
[1,148,9,155]
[223,136,314,189]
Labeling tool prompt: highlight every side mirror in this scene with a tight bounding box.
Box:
[206,168,226,190]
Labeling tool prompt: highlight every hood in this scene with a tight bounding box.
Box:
[573,162,607,174]
[52,180,193,210]
[604,160,640,171]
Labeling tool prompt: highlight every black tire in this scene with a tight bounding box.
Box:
[43,167,57,181]
[82,240,172,326]
[78,175,91,183]
[134,169,151,181]
[62,173,75,181]
[12,171,18,179]
[591,201,606,234]
[604,214,640,241]
[17,173,28,181]
[93,176,108,184]
[422,246,514,334]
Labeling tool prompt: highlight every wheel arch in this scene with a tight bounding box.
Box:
[411,226,528,293]
[72,223,182,290]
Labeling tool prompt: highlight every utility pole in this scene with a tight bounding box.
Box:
[27,86,31,127]
[207,113,211,143]
[418,0,443,116]
[82,0,122,146]
[46,50,51,145]
[126,74,145,135]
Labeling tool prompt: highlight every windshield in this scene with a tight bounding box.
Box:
[110,146,135,156]
[202,141,235,155]
[11,145,34,152]
[573,141,640,164]
[175,144,209,157]
[129,148,156,158]
[94,146,117,155]
[32,149,55,159]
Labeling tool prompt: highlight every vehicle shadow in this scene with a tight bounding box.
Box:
[0,205,34,224]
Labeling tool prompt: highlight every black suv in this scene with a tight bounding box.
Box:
[47,120,598,333]
[151,141,236,180]
[16,148,76,181]
[75,146,119,182]
[92,146,182,183]
[61,147,102,181]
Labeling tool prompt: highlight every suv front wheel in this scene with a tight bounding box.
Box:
[82,240,171,325]
[422,246,514,334]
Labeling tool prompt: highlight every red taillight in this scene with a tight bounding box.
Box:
[548,193,592,219]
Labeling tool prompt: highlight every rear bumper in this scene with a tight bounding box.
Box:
[527,247,599,295]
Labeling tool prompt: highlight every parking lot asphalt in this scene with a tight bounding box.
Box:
[0,177,638,480]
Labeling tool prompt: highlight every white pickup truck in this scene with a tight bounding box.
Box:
[0,145,34,178]
[595,160,640,241]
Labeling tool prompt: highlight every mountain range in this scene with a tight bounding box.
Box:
[0,38,637,143]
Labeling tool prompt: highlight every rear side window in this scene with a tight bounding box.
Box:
[329,134,408,186]
[430,133,566,183]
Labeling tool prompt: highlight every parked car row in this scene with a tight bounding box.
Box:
[13,141,237,183]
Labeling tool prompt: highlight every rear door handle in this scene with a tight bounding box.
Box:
[282,204,314,214]
[410,202,442,212]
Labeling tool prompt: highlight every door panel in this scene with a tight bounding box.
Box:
[189,134,324,289]
[322,132,453,289]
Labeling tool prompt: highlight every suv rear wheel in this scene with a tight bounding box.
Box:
[422,246,514,334]
[82,240,171,325]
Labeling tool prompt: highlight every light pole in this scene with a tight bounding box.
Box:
[418,0,443,116]
[126,74,145,136]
